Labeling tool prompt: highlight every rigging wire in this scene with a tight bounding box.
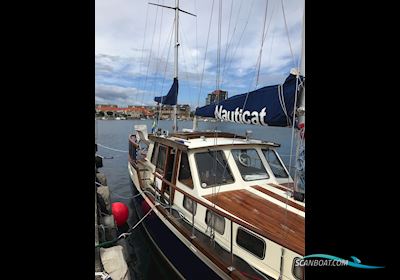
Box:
[196,0,215,109]
[221,0,233,87]
[241,0,269,113]
[216,0,222,90]
[179,29,190,82]
[180,29,199,107]
[282,70,303,256]
[221,0,243,86]
[142,1,161,106]
[157,19,175,126]
[212,0,268,200]
[151,0,165,97]
[194,0,200,108]
[255,0,269,88]
[281,0,296,68]
[138,4,151,105]
[220,0,255,88]
[293,10,306,196]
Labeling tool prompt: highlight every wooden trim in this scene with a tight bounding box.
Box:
[189,143,280,151]
[171,131,247,140]
[250,185,305,212]
[154,173,304,255]
[170,149,181,202]
[204,190,304,256]
[160,146,173,197]
[149,135,188,151]
[280,182,294,189]
[268,183,293,192]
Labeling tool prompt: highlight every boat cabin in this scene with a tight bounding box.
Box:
[128,130,304,280]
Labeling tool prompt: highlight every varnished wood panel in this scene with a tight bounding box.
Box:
[204,190,304,255]
[250,185,305,212]
[280,182,294,189]
[268,183,293,192]
[171,131,246,140]
[149,135,188,151]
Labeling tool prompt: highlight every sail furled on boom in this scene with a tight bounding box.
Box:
[154,78,179,105]
[195,74,304,127]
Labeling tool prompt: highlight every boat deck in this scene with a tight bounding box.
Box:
[203,189,305,255]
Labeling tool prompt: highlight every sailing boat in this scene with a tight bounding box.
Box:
[128,1,305,279]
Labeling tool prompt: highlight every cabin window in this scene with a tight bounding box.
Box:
[205,210,225,235]
[156,145,167,172]
[195,150,234,188]
[151,143,159,165]
[178,152,193,188]
[236,228,266,259]
[183,195,197,215]
[262,149,289,178]
[232,149,269,181]
[292,257,304,280]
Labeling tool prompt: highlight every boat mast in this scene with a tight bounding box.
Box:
[173,0,179,133]
[150,1,195,133]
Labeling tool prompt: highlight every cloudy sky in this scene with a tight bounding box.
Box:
[95,0,304,109]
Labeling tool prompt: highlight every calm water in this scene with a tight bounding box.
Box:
[96,119,296,279]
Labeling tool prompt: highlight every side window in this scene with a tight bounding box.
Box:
[156,145,167,172]
[205,210,225,235]
[262,149,289,178]
[178,152,193,188]
[236,228,266,259]
[183,195,197,215]
[292,257,304,280]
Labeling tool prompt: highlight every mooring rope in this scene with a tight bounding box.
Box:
[95,181,142,199]
[95,271,112,280]
[95,207,154,248]
[96,143,128,153]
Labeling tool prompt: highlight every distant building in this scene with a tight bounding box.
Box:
[95,104,154,119]
[96,104,118,108]
[205,89,228,105]
[95,104,189,120]
[154,104,191,120]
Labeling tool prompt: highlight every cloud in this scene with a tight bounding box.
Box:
[95,0,305,108]
[95,84,153,106]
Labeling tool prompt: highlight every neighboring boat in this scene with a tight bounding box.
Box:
[128,1,305,279]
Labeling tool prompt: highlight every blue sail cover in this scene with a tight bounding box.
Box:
[195,74,304,127]
[154,78,178,105]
